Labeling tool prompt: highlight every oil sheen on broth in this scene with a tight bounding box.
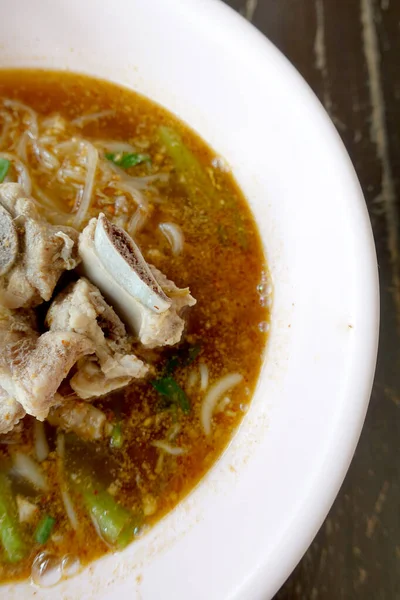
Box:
[0,70,269,585]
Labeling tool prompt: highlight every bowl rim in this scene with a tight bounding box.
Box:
[207,2,379,597]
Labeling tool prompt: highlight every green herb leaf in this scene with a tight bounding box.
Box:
[34,515,55,544]
[0,158,10,183]
[151,376,191,414]
[105,152,150,168]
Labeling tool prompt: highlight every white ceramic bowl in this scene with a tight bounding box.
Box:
[0,1,379,598]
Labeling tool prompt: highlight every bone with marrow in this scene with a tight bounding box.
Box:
[79,214,196,348]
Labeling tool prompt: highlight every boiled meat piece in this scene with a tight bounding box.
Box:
[46,277,149,399]
[0,419,24,444]
[0,384,25,435]
[79,213,196,348]
[0,183,79,309]
[47,395,108,441]
[0,308,94,422]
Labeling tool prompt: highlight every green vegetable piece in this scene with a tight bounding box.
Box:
[105,152,150,168]
[68,464,141,549]
[0,158,10,183]
[81,485,138,547]
[159,126,248,248]
[151,376,191,414]
[115,516,142,550]
[0,473,26,562]
[159,126,214,204]
[34,515,56,544]
[110,423,123,449]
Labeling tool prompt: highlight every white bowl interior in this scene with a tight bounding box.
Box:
[0,1,379,598]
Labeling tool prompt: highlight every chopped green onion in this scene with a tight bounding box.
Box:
[34,515,55,544]
[105,152,150,168]
[0,158,10,183]
[0,473,26,562]
[110,423,123,449]
[151,376,191,414]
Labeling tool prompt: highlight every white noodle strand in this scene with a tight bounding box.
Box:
[61,487,78,530]
[199,363,209,391]
[186,370,199,391]
[56,432,65,459]
[201,373,243,436]
[13,452,48,490]
[159,222,184,255]
[152,441,186,455]
[33,420,49,462]
[71,110,114,128]
[73,141,98,226]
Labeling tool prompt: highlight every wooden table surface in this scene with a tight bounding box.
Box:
[223,1,400,598]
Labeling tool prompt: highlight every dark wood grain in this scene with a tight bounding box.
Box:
[223,0,400,598]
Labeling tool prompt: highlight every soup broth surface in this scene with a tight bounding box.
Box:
[0,70,268,584]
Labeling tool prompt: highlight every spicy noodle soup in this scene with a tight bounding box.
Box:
[0,70,269,585]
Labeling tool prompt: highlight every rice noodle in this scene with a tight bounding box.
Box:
[201,373,243,436]
[61,487,78,530]
[155,451,164,474]
[96,140,138,153]
[16,131,30,163]
[166,423,181,441]
[71,110,114,128]
[0,152,32,194]
[0,98,169,238]
[54,139,80,153]
[107,161,166,189]
[132,172,169,185]
[127,206,148,236]
[38,135,59,146]
[110,178,147,207]
[32,184,70,218]
[72,140,98,226]
[151,441,186,455]
[199,363,209,391]
[31,142,60,170]
[186,370,199,391]
[108,176,150,234]
[3,98,39,138]
[33,420,49,462]
[57,166,86,184]
[56,432,65,459]
[13,452,48,490]
[159,222,184,255]
[41,115,66,132]
[0,111,12,149]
